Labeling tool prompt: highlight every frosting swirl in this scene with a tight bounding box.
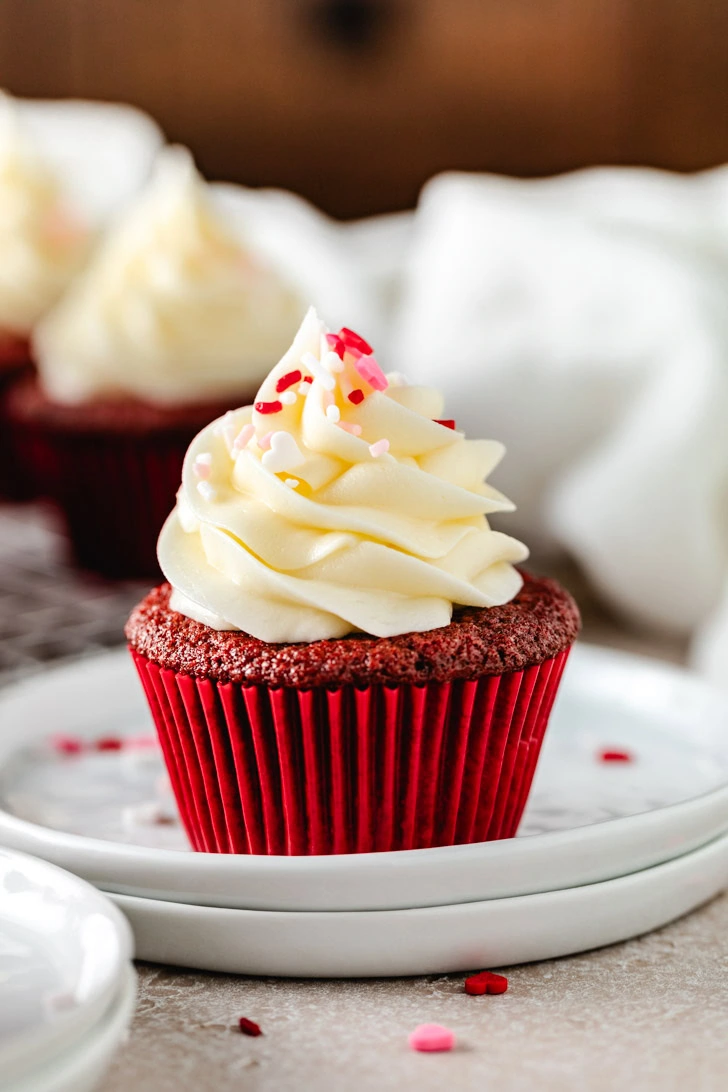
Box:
[0,92,89,336]
[34,147,305,405]
[160,308,529,643]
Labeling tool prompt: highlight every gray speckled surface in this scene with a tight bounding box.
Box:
[104,894,728,1091]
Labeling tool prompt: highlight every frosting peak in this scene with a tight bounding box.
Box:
[160,309,529,643]
[0,91,89,336]
[34,147,305,405]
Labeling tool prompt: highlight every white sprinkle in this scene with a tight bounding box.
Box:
[284,478,299,488]
[298,383,310,396]
[232,423,255,454]
[325,351,345,374]
[339,421,362,436]
[217,410,238,450]
[301,351,335,390]
[262,431,306,473]
[326,404,341,423]
[193,452,212,478]
[280,390,297,405]
[387,372,409,387]
[369,439,390,458]
[197,481,217,500]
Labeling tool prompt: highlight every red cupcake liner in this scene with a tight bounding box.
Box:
[17,427,189,578]
[130,646,571,855]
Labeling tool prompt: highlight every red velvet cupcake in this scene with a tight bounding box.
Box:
[12,147,306,577]
[126,308,580,854]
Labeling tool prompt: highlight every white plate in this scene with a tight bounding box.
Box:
[1,646,728,911]
[10,966,137,1092]
[0,849,133,1086]
[113,831,728,977]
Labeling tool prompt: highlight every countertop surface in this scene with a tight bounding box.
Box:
[4,505,722,1092]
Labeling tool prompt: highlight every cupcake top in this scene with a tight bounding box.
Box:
[159,307,529,643]
[0,92,90,336]
[34,147,305,406]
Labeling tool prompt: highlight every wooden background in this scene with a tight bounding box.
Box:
[1,0,727,218]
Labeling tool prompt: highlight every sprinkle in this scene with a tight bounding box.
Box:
[369,439,390,458]
[387,372,409,387]
[50,734,83,755]
[258,431,273,451]
[262,431,306,474]
[325,333,346,359]
[348,389,365,405]
[276,369,302,393]
[599,749,634,763]
[285,478,299,488]
[325,351,345,374]
[238,1017,262,1037]
[408,1024,455,1053]
[122,801,172,831]
[125,735,159,750]
[232,423,256,454]
[464,971,509,996]
[197,481,217,501]
[96,737,123,752]
[354,354,389,392]
[193,453,212,479]
[435,419,457,430]
[326,404,341,422]
[255,400,283,414]
[303,375,313,384]
[280,390,297,405]
[298,383,311,395]
[301,351,336,390]
[323,390,335,408]
[217,410,237,447]
[339,326,373,356]
[338,421,362,436]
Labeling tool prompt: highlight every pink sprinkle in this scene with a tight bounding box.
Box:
[323,390,335,408]
[599,749,634,763]
[354,354,389,392]
[276,369,302,393]
[325,333,347,359]
[232,423,256,453]
[193,455,212,479]
[255,400,282,415]
[348,389,365,405]
[409,1024,455,1053]
[258,431,274,451]
[339,421,362,436]
[369,439,390,457]
[50,734,84,755]
[125,735,159,751]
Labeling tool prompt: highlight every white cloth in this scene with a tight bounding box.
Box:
[387,167,728,677]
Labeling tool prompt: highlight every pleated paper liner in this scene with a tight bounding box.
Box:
[15,426,190,578]
[131,646,571,856]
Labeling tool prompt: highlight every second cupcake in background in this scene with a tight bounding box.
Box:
[9,147,308,577]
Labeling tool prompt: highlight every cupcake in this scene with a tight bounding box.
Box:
[126,308,580,854]
[0,90,162,499]
[9,147,308,577]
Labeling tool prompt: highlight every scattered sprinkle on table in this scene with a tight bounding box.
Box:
[464,971,509,995]
[598,749,634,763]
[238,1017,262,1037]
[408,1024,455,1052]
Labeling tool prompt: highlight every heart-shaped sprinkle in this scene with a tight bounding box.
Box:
[408,1024,455,1053]
[262,431,305,474]
[464,971,509,995]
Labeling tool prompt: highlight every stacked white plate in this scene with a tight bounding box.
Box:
[1,645,728,977]
[0,847,135,1092]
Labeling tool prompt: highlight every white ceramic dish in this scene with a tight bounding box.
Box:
[1,646,728,911]
[10,966,137,1092]
[0,848,133,1086]
[113,831,728,977]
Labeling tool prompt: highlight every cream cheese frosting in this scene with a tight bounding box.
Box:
[34,146,306,405]
[0,91,89,336]
[159,308,529,643]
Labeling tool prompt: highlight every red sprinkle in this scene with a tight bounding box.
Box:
[348,389,365,405]
[338,327,373,356]
[238,1017,262,1037]
[96,737,123,752]
[599,749,634,763]
[435,419,456,430]
[325,333,347,359]
[465,971,509,996]
[51,734,84,755]
[275,370,302,393]
[255,400,283,415]
[303,375,313,384]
